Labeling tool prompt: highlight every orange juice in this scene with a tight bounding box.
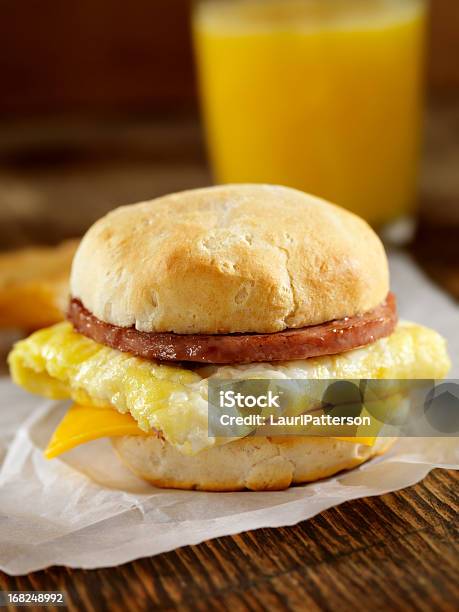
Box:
[194,0,427,226]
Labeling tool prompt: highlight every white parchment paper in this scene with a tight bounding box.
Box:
[0,252,458,575]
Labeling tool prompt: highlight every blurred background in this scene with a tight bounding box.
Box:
[0,0,458,296]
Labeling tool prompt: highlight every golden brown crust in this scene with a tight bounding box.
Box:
[112,435,396,491]
[0,240,78,329]
[71,185,389,334]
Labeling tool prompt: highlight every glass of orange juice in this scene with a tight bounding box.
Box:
[193,0,427,227]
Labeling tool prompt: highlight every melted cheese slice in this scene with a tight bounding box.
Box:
[336,436,375,446]
[45,404,149,459]
[45,403,376,459]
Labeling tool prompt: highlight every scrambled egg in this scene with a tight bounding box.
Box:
[8,321,450,454]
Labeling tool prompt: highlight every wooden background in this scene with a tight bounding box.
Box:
[0,469,457,610]
[0,0,458,252]
[0,0,459,116]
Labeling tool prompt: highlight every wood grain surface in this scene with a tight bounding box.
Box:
[1,0,458,115]
[0,469,457,611]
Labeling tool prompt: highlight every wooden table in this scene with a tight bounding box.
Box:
[0,109,458,610]
[0,470,457,611]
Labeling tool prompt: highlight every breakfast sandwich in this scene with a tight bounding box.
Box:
[8,185,450,490]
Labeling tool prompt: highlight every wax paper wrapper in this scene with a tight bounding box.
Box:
[0,252,458,575]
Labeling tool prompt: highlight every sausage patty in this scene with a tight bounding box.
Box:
[67,293,397,364]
